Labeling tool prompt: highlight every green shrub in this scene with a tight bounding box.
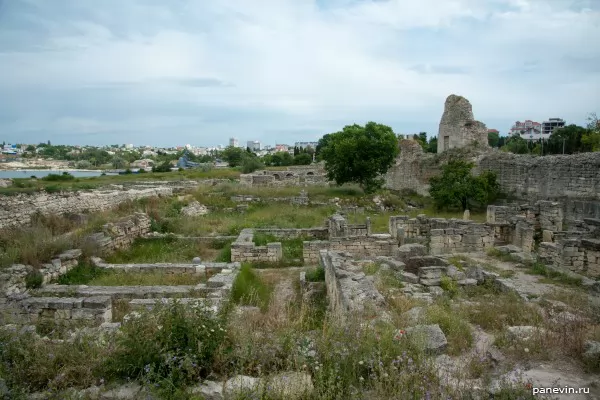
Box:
[439,276,458,298]
[241,157,264,174]
[138,168,146,173]
[57,262,108,285]
[42,172,75,182]
[44,185,61,193]
[152,162,173,173]
[25,269,44,289]
[105,300,226,390]
[305,267,325,282]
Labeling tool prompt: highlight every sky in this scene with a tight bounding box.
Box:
[0,0,599,147]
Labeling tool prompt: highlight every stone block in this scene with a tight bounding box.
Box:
[83,296,111,310]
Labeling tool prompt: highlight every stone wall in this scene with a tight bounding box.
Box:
[240,167,329,187]
[478,152,600,204]
[319,250,385,321]
[230,229,283,263]
[303,235,398,264]
[254,227,329,240]
[2,296,112,328]
[0,187,172,229]
[83,213,152,253]
[384,140,436,196]
[391,215,495,255]
[538,218,600,278]
[328,214,371,238]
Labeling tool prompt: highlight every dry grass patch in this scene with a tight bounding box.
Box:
[461,292,544,332]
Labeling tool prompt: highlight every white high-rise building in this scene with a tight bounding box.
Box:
[229,138,239,147]
[246,141,261,151]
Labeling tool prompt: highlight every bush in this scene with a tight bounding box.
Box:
[215,242,232,262]
[138,168,146,173]
[25,269,44,289]
[42,172,75,182]
[105,300,227,387]
[75,160,92,169]
[305,267,325,282]
[152,162,173,173]
[241,157,264,174]
[44,185,61,193]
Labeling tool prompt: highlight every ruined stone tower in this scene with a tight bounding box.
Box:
[437,94,490,153]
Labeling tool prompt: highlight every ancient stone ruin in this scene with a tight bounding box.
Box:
[437,94,490,153]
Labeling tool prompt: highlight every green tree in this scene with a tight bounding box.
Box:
[488,131,500,147]
[319,122,399,193]
[221,146,245,167]
[502,136,529,154]
[427,137,438,153]
[546,124,587,154]
[270,151,293,166]
[429,160,499,211]
[315,134,332,161]
[111,156,127,169]
[25,145,35,152]
[582,113,600,152]
[293,153,312,165]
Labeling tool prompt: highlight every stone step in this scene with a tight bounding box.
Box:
[128,297,221,313]
[34,285,214,300]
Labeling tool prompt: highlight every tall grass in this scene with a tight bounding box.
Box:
[231,264,272,311]
[105,237,220,264]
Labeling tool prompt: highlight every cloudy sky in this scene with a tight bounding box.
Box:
[0,0,598,147]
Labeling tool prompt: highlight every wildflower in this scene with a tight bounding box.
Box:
[383,373,389,378]
[359,377,364,381]
[359,361,364,365]
[315,366,320,371]
[524,347,529,353]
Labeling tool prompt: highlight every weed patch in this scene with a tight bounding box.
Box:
[231,264,272,311]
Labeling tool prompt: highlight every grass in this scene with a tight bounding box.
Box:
[231,264,272,311]
[425,301,473,355]
[57,262,206,286]
[105,237,222,264]
[252,232,306,266]
[461,291,544,332]
[526,262,583,286]
[0,168,241,196]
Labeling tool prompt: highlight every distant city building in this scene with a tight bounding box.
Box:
[294,141,318,149]
[229,138,239,147]
[487,129,499,135]
[246,141,261,151]
[509,118,565,142]
[124,144,134,149]
[509,120,541,136]
[542,118,566,136]
[275,144,290,152]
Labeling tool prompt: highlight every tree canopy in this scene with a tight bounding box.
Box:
[429,160,500,211]
[318,122,399,193]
